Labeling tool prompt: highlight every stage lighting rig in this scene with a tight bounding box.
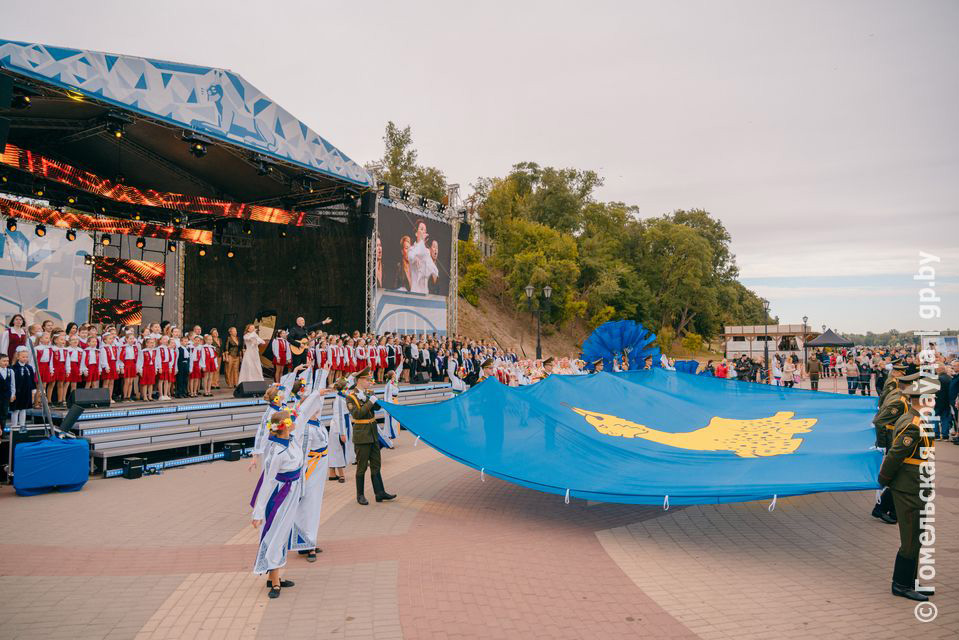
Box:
[103,111,132,139]
[67,195,77,205]
[198,247,207,257]
[5,218,15,232]
[189,141,207,158]
[106,120,124,138]
[155,286,165,297]
[66,229,76,241]
[226,249,235,259]
[101,234,112,246]
[33,184,45,197]
[34,224,46,237]
[135,237,145,249]
[83,254,94,266]
[11,94,30,109]
[243,223,252,235]
[167,241,177,253]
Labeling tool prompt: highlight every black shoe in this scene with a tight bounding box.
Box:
[307,550,317,563]
[265,579,294,588]
[375,492,397,502]
[871,507,897,524]
[268,586,281,599]
[356,474,368,504]
[891,582,928,601]
[338,477,345,483]
[371,472,395,501]
[357,494,368,505]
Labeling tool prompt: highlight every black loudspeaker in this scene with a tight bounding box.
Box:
[360,191,377,215]
[60,404,85,432]
[122,457,144,479]
[0,75,12,108]
[413,372,431,384]
[234,380,269,398]
[457,222,472,241]
[68,387,112,408]
[223,442,242,461]
[0,117,9,153]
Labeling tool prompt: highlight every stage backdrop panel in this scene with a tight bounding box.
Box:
[94,257,166,287]
[0,221,92,327]
[377,203,451,296]
[375,290,447,337]
[91,299,143,325]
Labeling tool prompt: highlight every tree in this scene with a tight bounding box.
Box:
[371,122,449,201]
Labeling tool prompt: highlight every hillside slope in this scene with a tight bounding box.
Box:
[456,287,589,359]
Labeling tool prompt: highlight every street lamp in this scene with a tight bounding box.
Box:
[762,299,770,382]
[525,284,552,360]
[802,314,808,367]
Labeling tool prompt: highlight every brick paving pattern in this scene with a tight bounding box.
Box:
[0,426,955,639]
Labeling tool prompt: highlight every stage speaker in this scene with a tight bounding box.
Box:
[234,380,269,398]
[0,75,12,108]
[222,442,242,462]
[0,117,9,153]
[122,457,144,479]
[68,387,111,408]
[457,222,472,241]
[413,372,431,384]
[60,404,85,432]
[360,191,377,215]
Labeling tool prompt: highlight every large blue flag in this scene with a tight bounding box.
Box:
[381,369,881,505]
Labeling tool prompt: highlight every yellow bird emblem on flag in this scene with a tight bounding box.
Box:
[569,407,816,458]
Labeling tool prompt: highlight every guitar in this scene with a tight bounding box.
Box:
[288,318,332,356]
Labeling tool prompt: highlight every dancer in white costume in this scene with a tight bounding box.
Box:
[290,386,332,561]
[253,380,325,598]
[251,408,305,598]
[383,370,400,442]
[327,378,354,482]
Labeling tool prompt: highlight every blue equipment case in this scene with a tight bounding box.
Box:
[13,436,89,496]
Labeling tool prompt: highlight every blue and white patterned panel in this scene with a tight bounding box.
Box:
[0,222,93,326]
[375,290,447,336]
[0,39,371,187]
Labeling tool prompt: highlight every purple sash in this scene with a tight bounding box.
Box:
[249,472,264,508]
[260,469,301,540]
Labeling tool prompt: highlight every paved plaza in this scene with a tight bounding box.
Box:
[0,428,955,640]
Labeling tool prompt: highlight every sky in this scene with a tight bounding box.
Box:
[4,0,957,334]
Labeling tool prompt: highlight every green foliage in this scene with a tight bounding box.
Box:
[682,332,704,353]
[367,122,772,340]
[457,240,489,306]
[492,218,581,324]
[657,326,676,352]
[371,122,448,201]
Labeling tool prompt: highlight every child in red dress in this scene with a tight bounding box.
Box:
[188,335,205,397]
[139,337,158,401]
[51,332,69,406]
[119,333,141,402]
[201,334,219,397]
[101,333,120,400]
[80,336,105,388]
[34,333,55,404]
[156,336,175,401]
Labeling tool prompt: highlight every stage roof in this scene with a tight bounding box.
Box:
[0,39,371,204]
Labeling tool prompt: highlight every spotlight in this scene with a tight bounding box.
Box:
[101,234,112,246]
[100,205,107,213]
[155,286,165,297]
[279,228,287,238]
[6,218,17,232]
[243,223,252,235]
[34,185,45,197]
[83,254,94,266]
[66,229,76,241]
[34,224,46,237]
[133,211,141,220]
[11,95,31,109]
[198,247,207,257]
[172,214,182,225]
[135,237,145,249]
[167,240,177,252]
[1,173,7,184]
[226,249,235,259]
[189,141,207,158]
[106,120,124,138]
[67,195,77,205]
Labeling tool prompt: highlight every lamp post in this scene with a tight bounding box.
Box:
[802,314,808,367]
[525,284,552,360]
[762,299,770,383]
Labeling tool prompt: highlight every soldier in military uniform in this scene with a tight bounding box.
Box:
[878,382,936,601]
[878,359,907,405]
[347,367,396,506]
[592,358,604,373]
[870,372,920,524]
